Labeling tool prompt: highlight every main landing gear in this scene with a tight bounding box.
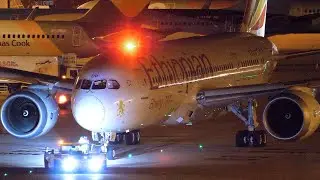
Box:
[92,130,141,160]
[228,99,267,147]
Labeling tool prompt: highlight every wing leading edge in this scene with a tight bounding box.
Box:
[0,67,74,93]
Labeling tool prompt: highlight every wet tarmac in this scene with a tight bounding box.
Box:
[1,108,320,180]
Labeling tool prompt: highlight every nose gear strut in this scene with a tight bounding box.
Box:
[91,130,141,160]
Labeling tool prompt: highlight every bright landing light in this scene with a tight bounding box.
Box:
[88,157,105,172]
[62,157,78,172]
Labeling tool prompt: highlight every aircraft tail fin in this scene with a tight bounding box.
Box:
[76,0,125,23]
[241,0,268,37]
[76,0,150,23]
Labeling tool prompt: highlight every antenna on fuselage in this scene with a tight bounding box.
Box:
[26,7,39,21]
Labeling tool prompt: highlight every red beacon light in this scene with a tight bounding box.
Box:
[123,39,138,54]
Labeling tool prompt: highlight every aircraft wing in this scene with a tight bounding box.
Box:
[196,80,319,106]
[197,50,320,106]
[0,67,74,93]
[273,49,320,60]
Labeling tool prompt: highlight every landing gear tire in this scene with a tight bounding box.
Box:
[116,133,124,144]
[107,146,116,160]
[235,130,267,147]
[125,130,140,145]
[235,130,249,147]
[253,130,267,147]
[109,133,124,145]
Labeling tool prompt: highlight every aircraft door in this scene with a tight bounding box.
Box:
[72,26,82,47]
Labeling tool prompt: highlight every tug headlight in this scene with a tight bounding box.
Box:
[88,157,105,172]
[62,157,78,172]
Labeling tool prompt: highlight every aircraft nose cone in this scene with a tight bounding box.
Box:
[72,95,105,131]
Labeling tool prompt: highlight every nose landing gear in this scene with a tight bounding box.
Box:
[228,99,267,147]
[91,130,141,160]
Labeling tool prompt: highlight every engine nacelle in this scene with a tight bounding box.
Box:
[263,88,320,141]
[1,89,59,138]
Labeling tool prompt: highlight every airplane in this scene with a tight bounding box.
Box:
[149,0,320,16]
[148,0,240,9]
[145,0,320,36]
[1,0,320,161]
[0,0,318,40]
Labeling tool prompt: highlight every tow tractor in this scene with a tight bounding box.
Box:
[44,137,110,173]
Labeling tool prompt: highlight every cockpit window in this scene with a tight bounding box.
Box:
[92,80,107,89]
[81,79,92,89]
[75,79,82,89]
[107,80,120,89]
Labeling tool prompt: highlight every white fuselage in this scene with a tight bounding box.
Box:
[71,33,275,133]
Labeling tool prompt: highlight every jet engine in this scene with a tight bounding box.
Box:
[1,89,59,139]
[263,87,320,141]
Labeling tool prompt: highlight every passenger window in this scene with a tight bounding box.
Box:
[107,80,120,89]
[27,35,30,38]
[17,34,20,38]
[75,79,82,89]
[92,80,107,89]
[22,34,25,38]
[81,79,92,89]
[2,34,5,38]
